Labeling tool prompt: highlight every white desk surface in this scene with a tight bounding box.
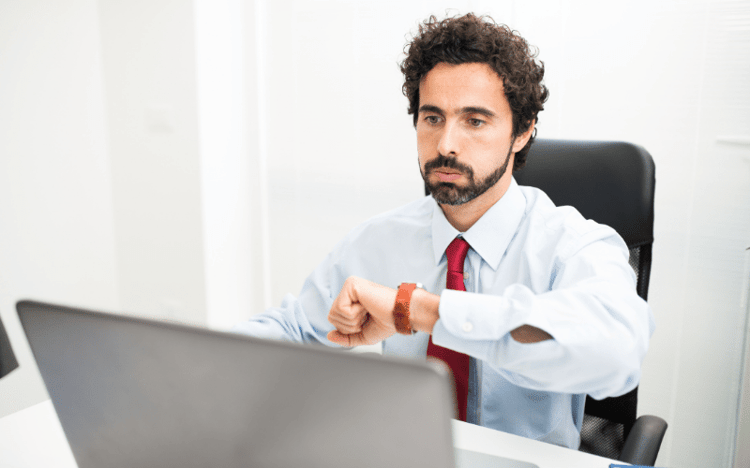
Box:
[0,400,622,468]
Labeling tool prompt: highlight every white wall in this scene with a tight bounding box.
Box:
[1,1,749,467]
[194,0,268,328]
[736,259,750,468]
[0,0,120,417]
[98,0,208,325]
[0,0,235,416]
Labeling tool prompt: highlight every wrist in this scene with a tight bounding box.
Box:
[393,283,421,335]
[408,288,441,334]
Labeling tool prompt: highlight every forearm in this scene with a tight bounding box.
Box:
[232,293,332,344]
[432,285,653,397]
[233,251,346,344]
[410,288,551,343]
[409,288,440,334]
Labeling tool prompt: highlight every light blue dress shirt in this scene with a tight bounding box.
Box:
[233,178,655,449]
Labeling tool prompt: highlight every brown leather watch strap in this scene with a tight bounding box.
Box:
[394,283,419,335]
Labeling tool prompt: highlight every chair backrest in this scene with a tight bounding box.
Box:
[515,139,655,460]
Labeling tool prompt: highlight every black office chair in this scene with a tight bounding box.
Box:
[515,139,667,465]
[0,312,20,379]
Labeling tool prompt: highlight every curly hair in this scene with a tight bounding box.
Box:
[401,13,549,171]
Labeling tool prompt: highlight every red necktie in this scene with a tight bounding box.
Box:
[427,237,471,421]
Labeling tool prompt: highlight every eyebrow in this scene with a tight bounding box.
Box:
[418,104,497,119]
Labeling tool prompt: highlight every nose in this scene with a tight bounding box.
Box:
[436,120,460,157]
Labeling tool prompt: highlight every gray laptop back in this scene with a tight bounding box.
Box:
[17,300,456,468]
[0,310,19,379]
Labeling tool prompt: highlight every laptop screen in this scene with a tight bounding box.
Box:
[18,300,456,468]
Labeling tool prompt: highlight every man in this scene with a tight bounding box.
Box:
[234,13,653,449]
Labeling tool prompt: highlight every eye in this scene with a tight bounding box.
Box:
[424,115,441,125]
[468,118,485,127]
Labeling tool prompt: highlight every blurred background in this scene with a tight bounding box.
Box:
[1,0,749,466]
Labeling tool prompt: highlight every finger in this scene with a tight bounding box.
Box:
[329,313,370,335]
[326,330,367,347]
[328,302,367,324]
[328,278,362,316]
[326,330,349,347]
[328,310,366,330]
[328,316,363,335]
[331,308,366,325]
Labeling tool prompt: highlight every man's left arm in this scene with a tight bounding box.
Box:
[433,235,653,399]
[328,235,654,399]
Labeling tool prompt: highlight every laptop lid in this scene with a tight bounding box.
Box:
[17,300,456,468]
[0,310,19,379]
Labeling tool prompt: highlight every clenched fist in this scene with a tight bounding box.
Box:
[326,277,398,347]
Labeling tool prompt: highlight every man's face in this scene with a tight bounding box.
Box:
[417,62,528,206]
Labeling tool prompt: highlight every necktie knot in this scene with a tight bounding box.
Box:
[446,237,470,274]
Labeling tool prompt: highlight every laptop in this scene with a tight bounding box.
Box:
[18,300,538,468]
[0,310,19,379]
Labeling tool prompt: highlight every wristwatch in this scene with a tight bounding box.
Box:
[393,283,423,335]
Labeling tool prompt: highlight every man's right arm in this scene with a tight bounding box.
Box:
[231,249,347,345]
[231,294,320,342]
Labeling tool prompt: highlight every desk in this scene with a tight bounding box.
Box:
[0,400,622,468]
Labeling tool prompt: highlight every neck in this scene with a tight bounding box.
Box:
[440,175,512,232]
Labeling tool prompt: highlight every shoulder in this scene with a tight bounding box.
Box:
[351,196,433,234]
[335,196,435,250]
[518,185,627,259]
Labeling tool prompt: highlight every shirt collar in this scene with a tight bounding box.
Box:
[431,177,526,270]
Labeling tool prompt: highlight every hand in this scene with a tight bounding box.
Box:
[510,325,553,343]
[327,276,398,347]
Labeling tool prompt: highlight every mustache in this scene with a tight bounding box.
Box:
[423,154,474,177]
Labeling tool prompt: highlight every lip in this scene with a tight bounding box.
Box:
[435,170,462,182]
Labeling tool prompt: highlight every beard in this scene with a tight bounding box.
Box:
[421,144,513,206]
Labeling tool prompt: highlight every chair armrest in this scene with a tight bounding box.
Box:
[619,415,668,466]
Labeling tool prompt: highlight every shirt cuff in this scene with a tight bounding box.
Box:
[432,289,526,353]
[431,289,564,388]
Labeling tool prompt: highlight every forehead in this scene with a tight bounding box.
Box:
[418,62,509,114]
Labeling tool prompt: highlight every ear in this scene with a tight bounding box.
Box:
[511,120,535,154]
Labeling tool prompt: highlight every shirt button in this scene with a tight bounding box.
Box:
[462,322,473,333]
[463,272,469,279]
